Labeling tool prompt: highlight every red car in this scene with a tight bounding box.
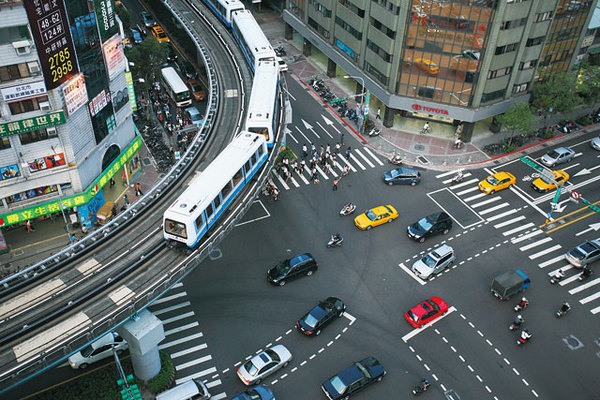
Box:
[405,297,449,328]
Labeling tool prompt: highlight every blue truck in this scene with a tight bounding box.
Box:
[490,270,530,300]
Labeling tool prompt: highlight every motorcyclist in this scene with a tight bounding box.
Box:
[519,297,529,308]
[522,329,532,340]
[514,314,524,326]
[554,269,565,279]
[452,170,463,183]
[581,266,592,278]
[454,137,464,148]
[561,301,571,313]
[420,378,430,391]
[391,154,402,163]
[331,233,342,243]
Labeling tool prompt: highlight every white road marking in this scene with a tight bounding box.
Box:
[398,263,426,285]
[591,305,600,314]
[342,312,356,324]
[153,292,188,305]
[316,164,329,179]
[511,230,543,244]
[529,244,562,260]
[349,153,366,170]
[175,367,217,385]
[153,301,192,316]
[272,168,290,189]
[503,223,535,236]
[170,343,208,359]
[486,209,517,221]
[569,277,600,294]
[206,379,222,388]
[455,186,480,196]
[580,291,600,304]
[161,311,195,325]
[337,154,357,172]
[462,191,486,202]
[289,176,300,188]
[450,178,479,190]
[494,216,525,229]
[164,322,199,336]
[519,237,553,251]
[316,121,333,139]
[355,149,375,168]
[436,170,463,178]
[175,355,212,371]
[479,203,510,215]
[211,393,227,400]
[362,147,384,165]
[296,170,310,184]
[442,173,473,185]
[470,196,502,208]
[401,306,457,342]
[560,274,581,286]
[159,332,204,350]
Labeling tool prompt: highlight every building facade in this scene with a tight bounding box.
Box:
[0,0,139,230]
[283,0,596,136]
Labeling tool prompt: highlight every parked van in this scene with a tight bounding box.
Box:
[414,58,439,75]
[156,379,211,400]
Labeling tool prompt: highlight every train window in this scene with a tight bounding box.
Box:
[221,181,232,198]
[244,160,252,173]
[213,194,221,209]
[195,214,204,230]
[206,203,214,219]
[165,219,188,239]
[251,153,257,165]
[258,145,265,156]
[233,169,243,186]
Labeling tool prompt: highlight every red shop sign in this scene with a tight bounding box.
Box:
[412,104,449,115]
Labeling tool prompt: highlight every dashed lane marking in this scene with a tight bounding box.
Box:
[401,306,457,342]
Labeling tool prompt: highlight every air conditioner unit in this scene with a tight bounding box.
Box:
[12,40,31,55]
[39,101,51,112]
[46,127,57,136]
[28,62,40,75]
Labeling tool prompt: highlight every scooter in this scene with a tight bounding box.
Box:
[509,315,524,331]
[453,139,464,149]
[517,329,532,345]
[514,298,528,312]
[578,266,593,281]
[550,269,565,284]
[412,379,430,396]
[450,171,464,185]
[339,203,356,216]
[367,127,381,137]
[327,234,344,248]
[388,153,403,166]
[556,303,571,318]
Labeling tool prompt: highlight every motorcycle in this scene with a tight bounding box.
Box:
[327,234,344,248]
[340,203,357,216]
[557,120,576,134]
[578,266,593,281]
[517,329,532,345]
[388,153,403,166]
[556,302,571,318]
[412,379,430,396]
[367,127,381,137]
[450,171,464,185]
[550,269,565,284]
[509,315,524,331]
[514,297,528,312]
[453,138,464,149]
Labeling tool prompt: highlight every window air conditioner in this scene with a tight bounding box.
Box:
[39,101,51,112]
[12,40,31,55]
[28,62,40,75]
[46,127,57,136]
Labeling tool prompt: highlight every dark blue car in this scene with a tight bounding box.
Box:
[231,385,274,400]
[383,167,421,186]
[321,357,386,399]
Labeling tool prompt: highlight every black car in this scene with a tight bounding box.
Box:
[321,357,386,400]
[407,212,452,243]
[382,167,421,186]
[179,60,197,79]
[166,45,178,63]
[267,253,317,286]
[296,297,346,336]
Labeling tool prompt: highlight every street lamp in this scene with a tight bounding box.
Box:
[343,75,365,111]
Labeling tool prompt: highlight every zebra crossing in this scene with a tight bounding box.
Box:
[269,146,384,191]
[148,282,227,399]
[435,170,600,315]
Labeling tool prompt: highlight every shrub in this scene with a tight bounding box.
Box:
[147,351,175,393]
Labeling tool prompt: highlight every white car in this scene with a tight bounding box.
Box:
[591,136,600,151]
[68,332,128,369]
[276,56,288,72]
[237,344,292,385]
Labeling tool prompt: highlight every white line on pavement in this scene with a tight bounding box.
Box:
[362,147,384,165]
[455,186,480,196]
[479,203,510,215]
[503,223,535,236]
[486,209,517,221]
[355,149,375,168]
[511,230,543,244]
[569,277,600,295]
[337,154,357,172]
[153,301,192,316]
[529,244,562,260]
[175,367,217,385]
[152,292,188,305]
[175,355,212,371]
[538,255,565,268]
[343,312,356,324]
[159,332,204,350]
[519,237,553,251]
[164,322,199,336]
[579,291,600,304]
[171,343,208,359]
[436,170,462,178]
[398,263,426,286]
[272,168,290,189]
[450,178,478,190]
[560,274,581,286]
[462,191,486,202]
[161,311,195,325]
[442,173,472,185]
[471,196,502,208]
[494,216,525,229]
[349,153,366,170]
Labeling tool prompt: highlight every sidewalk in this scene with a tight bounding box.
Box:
[258,10,599,170]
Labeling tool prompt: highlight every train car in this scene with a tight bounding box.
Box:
[231,9,276,71]
[202,0,245,27]
[244,61,280,148]
[163,132,268,247]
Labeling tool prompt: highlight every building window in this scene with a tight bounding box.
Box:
[365,62,388,86]
[513,82,529,94]
[526,37,545,47]
[488,66,513,79]
[338,0,365,18]
[481,89,506,103]
[19,127,58,145]
[366,40,392,63]
[500,18,527,30]
[335,17,362,40]
[370,18,395,39]
[0,62,40,83]
[495,43,518,55]
[309,0,332,18]
[0,137,11,150]
[519,60,537,70]
[535,11,553,23]
[8,95,49,115]
[308,18,330,39]
[0,25,30,45]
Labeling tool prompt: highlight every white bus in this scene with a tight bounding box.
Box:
[160,67,192,107]
[231,10,276,72]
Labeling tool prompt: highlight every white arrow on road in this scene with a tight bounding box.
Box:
[573,168,592,178]
[283,126,297,144]
[301,119,320,139]
[576,222,600,236]
[322,115,340,133]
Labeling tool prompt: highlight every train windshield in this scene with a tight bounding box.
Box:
[165,219,187,239]
[248,127,268,141]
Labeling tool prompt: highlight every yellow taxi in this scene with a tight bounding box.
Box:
[531,170,569,193]
[354,205,398,230]
[151,26,169,43]
[414,58,439,75]
[478,171,516,194]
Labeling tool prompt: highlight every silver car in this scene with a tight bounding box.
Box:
[237,344,292,385]
[412,245,456,280]
[68,332,127,369]
[540,147,575,167]
[565,239,600,268]
[591,136,600,151]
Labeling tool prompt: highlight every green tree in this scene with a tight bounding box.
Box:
[497,102,535,147]
[530,71,580,116]
[576,62,600,105]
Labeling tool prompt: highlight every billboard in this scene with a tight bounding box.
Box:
[2,81,47,103]
[62,73,88,115]
[24,0,79,90]
[93,0,118,44]
[0,111,66,137]
[102,35,125,81]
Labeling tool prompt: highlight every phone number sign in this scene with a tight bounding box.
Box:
[24,0,79,90]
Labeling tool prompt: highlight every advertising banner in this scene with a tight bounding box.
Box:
[125,71,137,111]
[111,86,130,113]
[2,81,47,103]
[102,35,125,81]
[0,111,66,137]
[62,73,88,116]
[93,0,118,44]
[24,0,79,90]
[88,89,111,117]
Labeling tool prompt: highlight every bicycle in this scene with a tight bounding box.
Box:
[420,126,432,135]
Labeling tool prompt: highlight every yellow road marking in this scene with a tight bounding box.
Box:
[543,200,600,233]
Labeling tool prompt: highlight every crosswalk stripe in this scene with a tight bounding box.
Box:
[296,170,310,184]
[289,176,300,188]
[455,186,480,196]
[494,216,525,229]
[272,169,290,189]
[519,237,553,251]
[503,223,534,236]
[462,192,486,202]
[529,244,562,260]
[338,154,357,172]
[479,202,510,215]
[161,311,195,325]
[579,291,600,304]
[329,165,339,177]
[442,173,472,185]
[175,367,217,385]
[486,209,517,221]
[152,292,188,305]
[591,305,600,314]
[171,343,208,359]
[450,178,479,190]
[211,393,227,400]
[316,164,329,179]
[471,196,502,208]
[548,265,573,276]
[159,332,204,350]
[436,170,462,178]
[206,379,222,389]
[153,301,191,316]
[560,274,581,286]
[355,149,375,168]
[349,153,366,170]
[176,355,212,371]
[538,255,565,268]
[512,230,543,244]
[568,277,600,295]
[164,322,199,336]
[362,147,384,166]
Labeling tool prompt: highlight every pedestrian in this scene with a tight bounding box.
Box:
[109,177,115,188]
[319,145,325,157]
[26,220,35,232]
[272,187,279,201]
[340,133,345,146]
[332,178,340,191]
[135,183,143,196]
[346,147,351,160]
[123,194,130,208]
[310,143,316,157]
[70,233,77,243]
[331,156,337,170]
[302,144,308,159]
[342,165,350,176]
[335,142,341,154]
[325,162,331,175]
[326,144,331,154]
[299,159,306,174]
[293,160,299,173]
[376,108,381,120]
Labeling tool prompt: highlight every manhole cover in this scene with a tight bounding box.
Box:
[209,249,222,260]
[414,144,425,151]
[417,156,429,164]
[142,157,152,166]
[563,335,584,350]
